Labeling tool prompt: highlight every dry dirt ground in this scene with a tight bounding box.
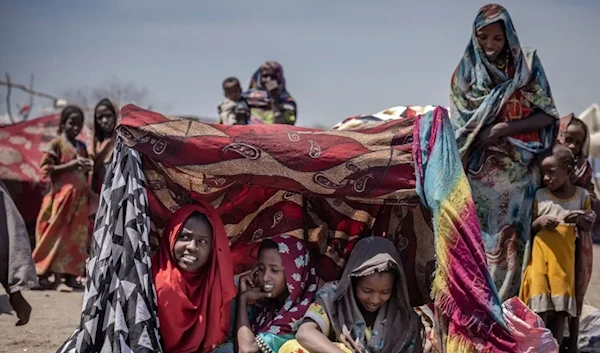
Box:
[2,246,600,353]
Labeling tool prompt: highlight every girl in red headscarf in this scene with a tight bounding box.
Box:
[152,203,236,353]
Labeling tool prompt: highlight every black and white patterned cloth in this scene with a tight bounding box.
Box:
[58,140,163,353]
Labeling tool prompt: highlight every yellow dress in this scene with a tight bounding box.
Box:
[519,187,591,317]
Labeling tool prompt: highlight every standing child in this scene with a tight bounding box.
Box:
[519,145,595,345]
[218,77,248,125]
[559,114,598,352]
[32,106,93,292]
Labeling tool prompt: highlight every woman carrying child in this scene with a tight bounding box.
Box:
[153,202,237,353]
[519,145,596,345]
[32,105,93,292]
[243,61,297,125]
[288,236,423,353]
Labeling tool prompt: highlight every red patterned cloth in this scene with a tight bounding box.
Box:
[117,105,435,307]
[0,115,91,233]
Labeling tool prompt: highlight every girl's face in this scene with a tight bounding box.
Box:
[256,248,287,298]
[173,214,213,273]
[95,105,117,134]
[541,155,571,191]
[62,112,84,139]
[564,123,586,157]
[476,22,506,62]
[354,272,395,313]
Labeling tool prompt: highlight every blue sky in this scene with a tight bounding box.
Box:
[1,0,599,127]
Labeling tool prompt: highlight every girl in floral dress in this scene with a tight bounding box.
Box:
[32,106,93,291]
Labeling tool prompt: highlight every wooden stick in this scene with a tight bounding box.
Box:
[25,73,34,121]
[0,78,60,101]
[4,73,15,124]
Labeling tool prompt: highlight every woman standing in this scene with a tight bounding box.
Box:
[450,4,559,300]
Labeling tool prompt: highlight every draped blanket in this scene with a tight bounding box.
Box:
[59,105,516,352]
[414,110,517,352]
[58,140,161,353]
[116,105,434,304]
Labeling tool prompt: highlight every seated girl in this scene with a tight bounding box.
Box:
[152,203,237,353]
[289,236,423,353]
[215,235,317,353]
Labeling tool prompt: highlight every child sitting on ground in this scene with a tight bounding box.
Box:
[519,145,595,346]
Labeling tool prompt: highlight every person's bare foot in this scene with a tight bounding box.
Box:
[56,283,73,293]
[9,291,32,326]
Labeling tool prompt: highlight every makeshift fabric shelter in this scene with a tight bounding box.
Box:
[0,114,92,235]
[59,105,517,352]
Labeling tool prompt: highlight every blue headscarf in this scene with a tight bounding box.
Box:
[450,4,558,156]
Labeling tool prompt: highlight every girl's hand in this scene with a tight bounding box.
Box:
[77,158,93,173]
[340,325,366,353]
[240,288,271,305]
[582,210,596,224]
[238,348,259,353]
[239,268,258,293]
[535,215,559,229]
[576,210,595,232]
[563,212,580,225]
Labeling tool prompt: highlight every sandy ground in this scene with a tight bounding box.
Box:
[2,246,600,353]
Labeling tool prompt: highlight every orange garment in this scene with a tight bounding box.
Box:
[32,137,91,277]
[152,203,236,353]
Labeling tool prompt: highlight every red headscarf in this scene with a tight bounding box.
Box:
[152,203,236,353]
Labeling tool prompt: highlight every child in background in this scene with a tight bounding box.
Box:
[519,145,595,345]
[558,114,598,351]
[32,106,93,292]
[218,77,247,125]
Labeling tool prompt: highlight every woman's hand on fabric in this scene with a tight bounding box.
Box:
[534,215,559,229]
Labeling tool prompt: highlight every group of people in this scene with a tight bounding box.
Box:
[218,61,297,126]
[148,4,597,353]
[451,4,597,352]
[1,99,118,323]
[153,202,421,353]
[1,2,597,353]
